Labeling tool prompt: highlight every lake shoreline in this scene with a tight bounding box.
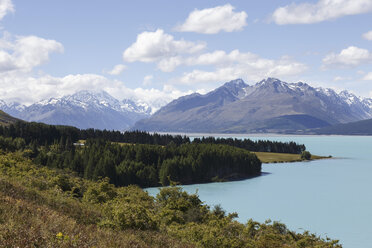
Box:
[153,131,372,138]
[254,151,332,163]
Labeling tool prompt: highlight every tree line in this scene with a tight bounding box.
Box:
[33,139,261,187]
[0,121,306,153]
[193,136,305,154]
[0,121,309,187]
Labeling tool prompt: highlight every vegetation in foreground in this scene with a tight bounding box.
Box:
[0,150,342,248]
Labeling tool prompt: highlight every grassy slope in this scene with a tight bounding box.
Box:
[0,150,341,248]
[0,152,189,248]
[0,110,20,125]
[253,152,329,163]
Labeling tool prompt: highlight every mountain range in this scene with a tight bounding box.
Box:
[133,78,372,133]
[2,78,372,133]
[0,91,151,130]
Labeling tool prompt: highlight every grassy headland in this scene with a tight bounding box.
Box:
[254,152,331,163]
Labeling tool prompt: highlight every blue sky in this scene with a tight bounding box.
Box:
[0,0,371,108]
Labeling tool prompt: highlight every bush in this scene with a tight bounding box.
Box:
[83,178,117,204]
[301,151,311,160]
[102,201,158,230]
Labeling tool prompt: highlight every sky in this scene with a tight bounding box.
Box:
[0,0,371,109]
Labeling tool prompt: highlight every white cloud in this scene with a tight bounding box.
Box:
[123,29,205,64]
[272,0,372,25]
[151,49,307,78]
[0,30,190,111]
[363,30,372,40]
[13,36,64,71]
[0,34,63,73]
[0,0,14,21]
[0,72,192,112]
[363,72,372,80]
[176,4,247,34]
[333,76,352,81]
[142,75,153,86]
[129,86,193,112]
[334,76,344,81]
[157,56,183,72]
[322,46,372,68]
[179,52,307,84]
[107,64,126,75]
[122,30,306,79]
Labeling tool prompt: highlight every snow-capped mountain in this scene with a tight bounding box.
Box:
[133,78,372,133]
[2,78,372,133]
[0,100,25,117]
[0,90,152,130]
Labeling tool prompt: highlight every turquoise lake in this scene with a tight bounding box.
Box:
[146,136,372,248]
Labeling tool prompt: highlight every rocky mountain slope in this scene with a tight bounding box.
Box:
[0,90,151,130]
[133,78,372,133]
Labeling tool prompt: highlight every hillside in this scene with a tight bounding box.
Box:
[0,110,20,125]
[0,150,342,247]
[311,118,372,135]
[133,78,372,133]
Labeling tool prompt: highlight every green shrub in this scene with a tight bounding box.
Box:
[102,200,158,230]
[301,151,311,160]
[83,178,117,204]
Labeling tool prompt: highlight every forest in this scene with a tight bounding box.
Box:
[0,121,310,187]
[0,136,261,187]
[0,121,306,152]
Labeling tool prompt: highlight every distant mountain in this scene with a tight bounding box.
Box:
[0,110,20,125]
[0,100,25,117]
[310,118,372,135]
[0,91,152,130]
[133,78,372,133]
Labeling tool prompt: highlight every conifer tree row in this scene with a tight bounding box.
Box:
[0,121,306,153]
[34,139,261,187]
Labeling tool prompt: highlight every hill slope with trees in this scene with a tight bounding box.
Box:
[311,118,372,135]
[0,121,310,187]
[0,150,342,247]
[0,110,19,125]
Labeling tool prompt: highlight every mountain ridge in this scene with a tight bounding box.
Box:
[0,90,152,130]
[2,78,372,133]
[133,78,372,133]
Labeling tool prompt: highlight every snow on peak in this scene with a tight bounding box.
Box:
[259,77,281,85]
[339,90,359,105]
[31,90,153,115]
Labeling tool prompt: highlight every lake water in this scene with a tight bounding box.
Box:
[146,136,372,248]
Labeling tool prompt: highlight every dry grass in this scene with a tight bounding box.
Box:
[253,152,329,163]
[0,180,193,248]
[0,151,193,248]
